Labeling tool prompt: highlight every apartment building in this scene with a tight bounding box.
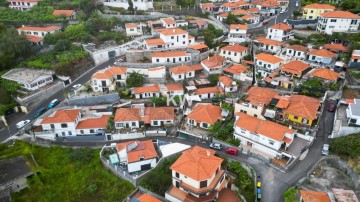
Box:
[317,11,360,35]
[219,44,248,63]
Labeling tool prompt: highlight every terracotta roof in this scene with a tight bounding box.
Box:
[170,64,202,74]
[346,99,355,104]
[217,188,241,202]
[145,38,165,45]
[232,9,247,15]
[256,37,283,46]
[332,188,359,202]
[221,44,247,53]
[151,51,187,58]
[92,66,127,80]
[188,43,208,50]
[195,86,224,95]
[230,24,248,30]
[161,17,176,25]
[76,115,110,129]
[137,193,162,202]
[167,83,184,91]
[170,146,223,181]
[241,14,256,20]
[247,7,260,13]
[116,140,158,163]
[280,60,311,75]
[246,86,278,106]
[300,190,330,202]
[201,3,214,7]
[52,10,74,17]
[276,96,290,108]
[270,23,292,31]
[187,104,222,124]
[309,49,336,58]
[287,44,308,52]
[17,25,61,32]
[255,53,283,64]
[323,43,349,52]
[41,109,80,124]
[235,113,294,141]
[283,95,321,120]
[253,0,280,7]
[201,55,225,69]
[160,28,188,35]
[189,35,195,39]
[148,107,175,121]
[218,12,229,17]
[320,11,360,19]
[125,23,138,28]
[25,35,43,43]
[219,75,234,87]
[224,64,248,75]
[303,3,335,9]
[311,68,340,81]
[242,60,254,65]
[114,108,140,122]
[134,84,160,94]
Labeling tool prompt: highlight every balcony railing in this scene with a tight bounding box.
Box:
[179,170,225,195]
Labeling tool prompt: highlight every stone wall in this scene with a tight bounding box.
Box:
[68,93,120,106]
[125,50,152,63]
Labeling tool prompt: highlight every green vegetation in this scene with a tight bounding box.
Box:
[209,74,219,85]
[352,72,360,80]
[221,102,234,112]
[224,13,240,25]
[151,97,167,107]
[126,71,145,88]
[210,121,240,146]
[0,141,135,201]
[0,6,58,24]
[298,78,325,98]
[330,134,360,173]
[139,154,180,195]
[227,161,255,202]
[204,24,223,49]
[176,0,196,7]
[283,187,298,202]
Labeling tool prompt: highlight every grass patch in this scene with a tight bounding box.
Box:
[283,187,298,202]
[227,161,255,202]
[330,134,360,173]
[0,141,135,201]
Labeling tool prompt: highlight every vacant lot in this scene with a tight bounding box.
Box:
[342,88,360,99]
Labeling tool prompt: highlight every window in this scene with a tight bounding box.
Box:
[175,172,179,178]
[254,114,257,117]
[202,123,208,128]
[61,123,68,128]
[252,105,258,109]
[167,58,170,62]
[234,53,237,56]
[350,118,357,124]
[132,122,136,126]
[156,59,159,62]
[68,131,72,136]
[215,168,219,175]
[200,180,207,188]
[293,116,298,120]
[223,51,226,54]
[80,130,84,134]
[171,36,174,39]
[90,129,95,133]
[153,121,158,125]
[50,124,55,129]
[179,57,182,61]
[330,19,337,22]
[130,28,134,31]
[139,156,144,161]
[310,10,313,13]
[183,41,185,44]
[269,140,275,145]
[270,29,272,33]
[183,35,186,38]
[93,79,97,85]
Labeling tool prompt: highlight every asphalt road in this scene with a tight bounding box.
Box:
[0,58,116,143]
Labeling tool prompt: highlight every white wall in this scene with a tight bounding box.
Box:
[259,44,282,53]
[267,29,286,42]
[308,54,332,64]
[317,17,360,35]
[128,158,157,173]
[170,71,195,81]
[219,50,247,63]
[115,121,140,129]
[126,26,142,36]
[24,74,53,91]
[286,49,306,59]
[160,33,194,48]
[134,92,160,99]
[103,0,154,10]
[169,90,184,95]
[111,132,145,140]
[152,55,191,63]
[234,103,266,120]
[256,60,282,72]
[151,119,174,126]
[9,1,37,11]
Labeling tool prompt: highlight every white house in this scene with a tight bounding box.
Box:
[317,11,360,35]
[241,14,260,24]
[151,51,191,63]
[349,50,360,68]
[217,12,228,22]
[176,20,189,27]
[116,140,158,173]
[201,55,226,75]
[159,28,195,49]
[166,83,184,96]
[223,64,252,81]
[148,66,166,79]
[169,64,203,81]
[346,99,360,126]
[114,108,141,129]
[307,49,336,65]
[266,23,293,42]
[233,112,295,157]
[195,86,224,100]
[1,68,54,91]
[7,0,38,11]
[165,146,226,202]
[218,75,238,92]
[125,23,143,37]
[40,109,81,137]
[144,38,166,50]
[102,0,154,10]
[91,66,127,92]
[219,44,248,63]
[17,25,62,45]
[255,37,283,53]
[187,104,223,129]
[285,45,308,60]
[255,53,284,75]
[160,17,176,28]
[255,0,280,16]
[75,114,111,136]
[146,107,175,126]
[133,84,161,99]
[52,10,76,20]
[228,24,248,44]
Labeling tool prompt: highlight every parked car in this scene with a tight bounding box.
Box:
[16,120,30,129]
[33,108,47,118]
[72,84,82,90]
[321,144,329,155]
[257,188,262,201]
[209,143,222,150]
[327,103,336,112]
[225,148,238,155]
[280,10,285,14]
[262,21,269,25]
[283,18,288,23]
[48,99,60,108]
[257,176,261,188]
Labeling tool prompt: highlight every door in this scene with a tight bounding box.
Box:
[140,163,151,171]
[176,181,180,188]
[101,81,106,87]
[108,50,116,59]
[247,141,253,147]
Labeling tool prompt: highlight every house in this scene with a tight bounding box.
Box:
[189,19,208,30]
[1,68,54,91]
[166,83,184,96]
[187,104,223,129]
[218,75,238,92]
[116,140,158,173]
[114,108,141,129]
[102,0,153,10]
[234,86,278,119]
[176,20,189,28]
[125,23,143,37]
[159,28,195,49]
[17,25,62,45]
[151,51,191,63]
[200,3,214,12]
[144,38,166,50]
[228,24,248,44]
[299,190,330,202]
[233,112,295,157]
[148,66,166,79]
[277,0,289,12]
[195,86,224,100]
[279,60,311,78]
[302,3,335,19]
[285,45,308,60]
[134,193,162,202]
[307,49,336,65]
[255,37,283,53]
[169,64,203,81]
[266,23,293,42]
[241,14,260,24]
[323,43,349,53]
[75,114,111,135]
[145,107,175,126]
[188,43,209,53]
[310,68,341,82]
[52,10,76,20]
[91,66,127,92]
[201,55,226,75]
[165,146,226,202]
[219,44,248,63]
[40,109,81,137]
[133,84,161,99]
[346,98,360,126]
[160,17,176,28]
[349,49,360,68]
[255,53,284,74]
[223,64,252,81]
[254,0,280,16]
[317,11,360,35]
[7,0,38,11]
[217,12,229,22]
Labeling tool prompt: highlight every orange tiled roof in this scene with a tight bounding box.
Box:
[151,51,187,58]
[134,84,160,94]
[309,49,336,58]
[92,66,127,80]
[219,75,234,87]
[201,3,214,7]
[202,55,225,69]
[232,9,247,15]
[161,17,176,25]
[256,37,283,46]
[145,38,165,45]
[235,113,294,141]
[114,108,140,122]
[25,35,43,43]
[224,64,248,75]
[323,43,349,52]
[218,12,229,17]
[137,193,162,202]
[170,64,202,74]
[53,10,74,17]
[300,190,331,202]
[280,60,311,75]
[148,107,175,121]
[160,28,188,35]
[270,22,292,31]
[188,104,222,124]
[276,96,290,108]
[311,68,340,81]
[170,146,223,181]
[125,23,138,28]
[41,109,80,124]
[188,43,208,50]
[195,86,224,95]
[241,14,256,20]
[247,7,259,13]
[76,115,110,129]
[287,44,308,52]
[255,53,283,64]
[320,11,360,19]
[17,25,61,32]
[246,86,278,106]
[230,24,248,30]
[167,83,184,91]
[283,95,321,120]
[221,44,247,53]
[148,66,165,71]
[303,3,335,10]
[116,140,158,163]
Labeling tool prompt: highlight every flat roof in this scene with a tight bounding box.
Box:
[1,68,53,84]
[0,157,32,184]
[350,99,360,116]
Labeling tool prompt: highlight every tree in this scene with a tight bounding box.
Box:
[54,39,71,52]
[176,0,196,7]
[126,71,145,87]
[283,187,298,202]
[151,97,167,107]
[208,74,219,85]
[44,32,66,45]
[64,24,86,41]
[204,24,223,49]
[221,102,234,112]
[127,0,135,14]
[225,13,240,25]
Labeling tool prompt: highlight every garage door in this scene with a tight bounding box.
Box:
[141,164,151,171]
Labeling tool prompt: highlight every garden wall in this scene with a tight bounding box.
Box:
[68,93,120,106]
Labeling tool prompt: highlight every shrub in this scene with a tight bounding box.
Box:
[283,187,297,202]
[330,134,360,158]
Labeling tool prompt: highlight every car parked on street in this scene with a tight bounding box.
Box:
[209,143,222,150]
[72,84,82,90]
[48,99,60,108]
[257,188,262,201]
[16,120,30,129]
[33,108,47,118]
[321,144,329,155]
[225,148,238,155]
[327,103,336,112]
[257,176,261,188]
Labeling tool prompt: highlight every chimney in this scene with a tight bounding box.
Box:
[173,29,175,33]
[206,150,210,156]
[289,125,292,129]
[208,56,210,61]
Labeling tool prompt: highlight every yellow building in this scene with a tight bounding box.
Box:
[302,3,335,19]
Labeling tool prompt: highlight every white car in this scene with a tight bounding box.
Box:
[210,143,222,150]
[321,144,329,155]
[72,84,82,89]
[16,120,30,129]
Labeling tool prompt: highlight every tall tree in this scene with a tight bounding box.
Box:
[127,0,134,14]
[126,71,145,87]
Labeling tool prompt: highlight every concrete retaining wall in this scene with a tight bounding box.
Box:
[110,132,146,140]
[68,93,119,106]
[126,51,152,63]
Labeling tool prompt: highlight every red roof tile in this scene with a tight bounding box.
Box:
[116,140,158,163]
[167,83,184,91]
[246,86,278,106]
[188,104,222,124]
[255,53,283,64]
[160,28,188,35]
[280,60,311,75]
[134,84,160,94]
[283,95,321,120]
[303,3,335,9]
[300,190,331,202]
[224,64,248,75]
[53,10,74,17]
[309,49,336,58]
[219,75,234,87]
[76,115,110,129]
[41,109,80,124]
[270,23,292,30]
[114,108,140,122]
[311,68,341,81]
[151,51,187,58]
[256,37,283,46]
[202,55,225,69]
[320,11,360,19]
[17,25,61,32]
[221,44,247,53]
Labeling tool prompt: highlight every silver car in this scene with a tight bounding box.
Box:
[321,144,329,155]
[16,120,30,129]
